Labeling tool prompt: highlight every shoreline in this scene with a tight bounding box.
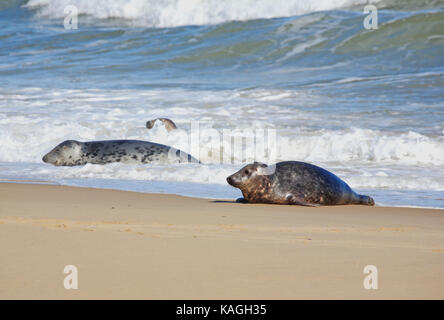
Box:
[1,180,442,211]
[1,182,443,299]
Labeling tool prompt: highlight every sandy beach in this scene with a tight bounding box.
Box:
[0,182,443,299]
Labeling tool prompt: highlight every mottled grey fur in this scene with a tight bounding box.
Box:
[226,161,375,206]
[42,139,199,166]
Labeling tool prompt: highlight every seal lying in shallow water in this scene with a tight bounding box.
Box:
[146,118,177,132]
[42,139,199,166]
[226,161,374,206]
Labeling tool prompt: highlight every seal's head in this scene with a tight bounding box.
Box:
[42,140,83,166]
[226,162,271,188]
[227,162,276,203]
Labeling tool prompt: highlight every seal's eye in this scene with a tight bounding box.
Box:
[245,169,250,175]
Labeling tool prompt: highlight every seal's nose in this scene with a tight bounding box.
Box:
[42,155,48,163]
[226,176,233,185]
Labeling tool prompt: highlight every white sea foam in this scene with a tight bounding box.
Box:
[1,87,443,166]
[0,86,443,207]
[25,0,380,27]
[280,129,444,165]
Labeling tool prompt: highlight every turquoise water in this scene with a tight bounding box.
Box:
[0,0,443,207]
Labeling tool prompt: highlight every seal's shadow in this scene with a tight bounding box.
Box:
[211,200,240,204]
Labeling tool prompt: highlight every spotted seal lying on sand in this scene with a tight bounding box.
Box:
[226,161,375,206]
[42,139,199,166]
[146,118,177,132]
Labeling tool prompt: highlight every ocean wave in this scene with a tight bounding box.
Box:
[0,1,439,89]
[1,87,443,166]
[279,128,444,165]
[335,10,444,54]
[1,110,443,166]
[25,0,380,28]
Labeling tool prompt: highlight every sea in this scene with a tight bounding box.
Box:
[0,0,443,208]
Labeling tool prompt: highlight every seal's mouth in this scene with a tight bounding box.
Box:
[42,153,59,165]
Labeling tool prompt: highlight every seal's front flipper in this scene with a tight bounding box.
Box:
[286,194,320,207]
[236,197,248,203]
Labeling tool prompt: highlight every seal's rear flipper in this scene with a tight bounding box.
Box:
[146,118,177,132]
[358,195,375,206]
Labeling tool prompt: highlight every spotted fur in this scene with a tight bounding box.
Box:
[42,139,199,166]
[226,161,375,206]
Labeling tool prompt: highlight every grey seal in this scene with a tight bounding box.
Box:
[146,118,177,132]
[226,161,375,206]
[42,139,199,166]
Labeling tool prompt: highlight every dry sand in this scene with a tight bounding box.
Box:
[0,182,443,299]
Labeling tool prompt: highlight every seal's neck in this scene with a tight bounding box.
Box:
[240,174,274,203]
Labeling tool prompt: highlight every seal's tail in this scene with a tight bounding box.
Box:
[357,194,375,206]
